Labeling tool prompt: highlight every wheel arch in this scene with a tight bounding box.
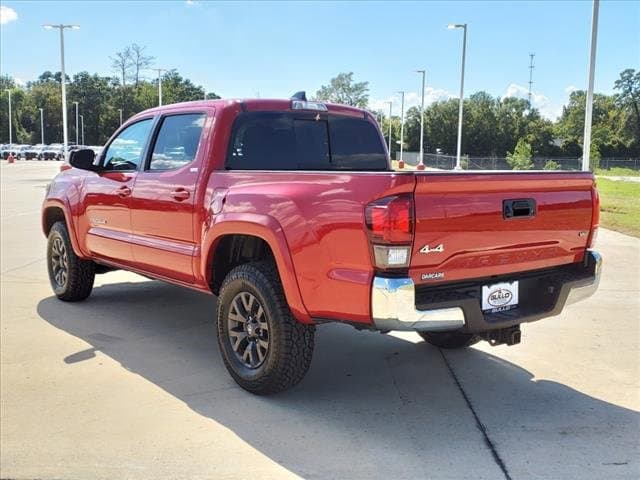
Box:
[202,213,312,324]
[42,200,84,258]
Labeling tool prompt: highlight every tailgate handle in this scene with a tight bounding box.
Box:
[503,199,536,219]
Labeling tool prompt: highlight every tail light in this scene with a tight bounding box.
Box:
[588,185,599,248]
[365,194,413,269]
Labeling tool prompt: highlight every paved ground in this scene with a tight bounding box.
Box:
[1,161,639,480]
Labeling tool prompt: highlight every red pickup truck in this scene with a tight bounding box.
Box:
[42,95,602,394]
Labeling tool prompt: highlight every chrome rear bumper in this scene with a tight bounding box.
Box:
[371,250,602,332]
[371,277,466,332]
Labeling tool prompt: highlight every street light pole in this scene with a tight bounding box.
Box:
[152,68,166,106]
[4,89,11,145]
[387,101,393,153]
[397,91,405,165]
[582,0,600,171]
[449,23,467,170]
[73,101,79,145]
[44,24,79,161]
[415,70,426,170]
[118,109,123,125]
[39,108,44,144]
[80,114,85,145]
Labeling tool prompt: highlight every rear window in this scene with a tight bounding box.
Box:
[226,112,388,171]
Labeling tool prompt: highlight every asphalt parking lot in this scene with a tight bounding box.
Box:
[1,161,639,480]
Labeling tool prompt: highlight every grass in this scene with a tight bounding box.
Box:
[597,178,640,237]
[595,167,640,177]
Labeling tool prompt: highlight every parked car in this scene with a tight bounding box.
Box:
[41,145,64,161]
[22,145,45,160]
[42,96,602,394]
[2,144,20,159]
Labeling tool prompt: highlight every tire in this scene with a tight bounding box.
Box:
[47,221,95,301]
[419,330,481,349]
[216,261,315,394]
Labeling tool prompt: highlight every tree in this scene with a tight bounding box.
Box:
[614,68,640,149]
[130,44,154,86]
[507,139,534,170]
[111,46,133,86]
[314,72,369,108]
[543,159,561,170]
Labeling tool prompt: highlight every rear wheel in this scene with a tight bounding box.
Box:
[419,330,480,349]
[216,261,315,394]
[47,221,95,301]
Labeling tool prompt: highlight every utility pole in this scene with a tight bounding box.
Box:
[80,114,85,145]
[73,101,79,145]
[387,101,393,153]
[118,109,123,125]
[4,89,11,145]
[39,108,44,144]
[528,53,535,109]
[398,91,405,165]
[44,24,80,161]
[416,70,426,170]
[582,0,600,171]
[152,68,167,106]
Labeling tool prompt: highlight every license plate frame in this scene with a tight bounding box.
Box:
[482,281,519,313]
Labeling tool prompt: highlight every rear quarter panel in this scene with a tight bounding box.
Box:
[207,171,415,323]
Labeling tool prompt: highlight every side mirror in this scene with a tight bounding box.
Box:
[69,149,99,172]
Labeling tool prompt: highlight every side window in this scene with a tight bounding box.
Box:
[228,113,297,170]
[102,119,153,171]
[149,113,206,171]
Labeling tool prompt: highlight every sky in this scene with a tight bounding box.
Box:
[1,0,638,120]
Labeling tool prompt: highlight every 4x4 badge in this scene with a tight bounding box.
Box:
[420,243,444,254]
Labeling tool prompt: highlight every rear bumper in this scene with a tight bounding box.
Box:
[371,250,602,333]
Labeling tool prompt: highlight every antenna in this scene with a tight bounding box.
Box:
[528,53,535,108]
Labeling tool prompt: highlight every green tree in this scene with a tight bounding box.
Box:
[507,138,534,170]
[314,72,369,108]
[543,159,561,170]
[614,68,640,150]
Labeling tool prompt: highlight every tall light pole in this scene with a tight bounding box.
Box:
[582,0,600,171]
[397,91,405,165]
[118,108,123,125]
[44,24,79,161]
[39,108,44,144]
[415,70,426,170]
[4,89,11,145]
[386,101,393,153]
[73,101,79,145]
[448,23,467,170]
[79,114,85,145]
[152,68,166,106]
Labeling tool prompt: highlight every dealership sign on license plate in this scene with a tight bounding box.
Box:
[482,281,519,312]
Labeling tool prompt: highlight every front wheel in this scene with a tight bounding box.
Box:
[47,221,95,301]
[419,330,480,349]
[216,261,315,394]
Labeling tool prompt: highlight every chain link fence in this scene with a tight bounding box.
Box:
[397,152,640,171]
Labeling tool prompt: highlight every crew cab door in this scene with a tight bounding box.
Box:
[129,112,209,283]
[81,118,154,263]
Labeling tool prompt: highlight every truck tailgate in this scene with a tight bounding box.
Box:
[410,172,595,285]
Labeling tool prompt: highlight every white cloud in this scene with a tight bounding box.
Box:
[185,0,199,5]
[0,6,18,25]
[13,77,25,86]
[564,85,579,94]
[370,87,454,116]
[502,82,563,120]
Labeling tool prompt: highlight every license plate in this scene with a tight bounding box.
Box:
[482,281,519,312]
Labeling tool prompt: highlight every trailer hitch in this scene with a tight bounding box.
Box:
[481,325,521,346]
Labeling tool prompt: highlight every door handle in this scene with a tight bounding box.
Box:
[116,186,132,198]
[170,189,190,201]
